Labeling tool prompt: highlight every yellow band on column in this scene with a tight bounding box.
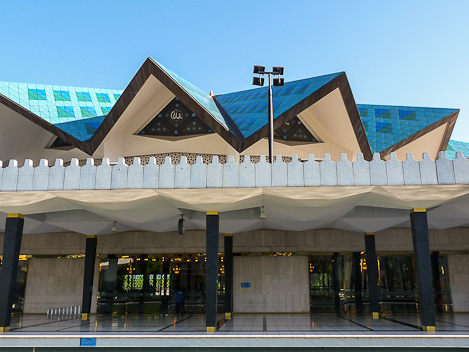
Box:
[225,312,232,319]
[0,326,9,332]
[7,213,24,219]
[422,326,435,332]
[87,235,97,239]
[207,211,219,215]
[366,232,375,235]
[206,326,215,332]
[372,312,379,319]
[82,313,88,320]
[411,208,426,213]
[224,233,232,237]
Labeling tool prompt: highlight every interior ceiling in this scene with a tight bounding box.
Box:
[0,185,468,235]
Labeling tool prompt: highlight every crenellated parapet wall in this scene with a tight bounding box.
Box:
[0,151,468,192]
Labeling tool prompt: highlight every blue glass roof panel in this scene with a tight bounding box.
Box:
[357,104,459,154]
[215,72,342,138]
[153,60,230,131]
[0,81,123,141]
[446,140,469,160]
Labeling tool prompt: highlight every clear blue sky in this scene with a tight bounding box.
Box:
[1,0,468,141]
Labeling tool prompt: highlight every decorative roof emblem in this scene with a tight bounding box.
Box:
[170,109,183,120]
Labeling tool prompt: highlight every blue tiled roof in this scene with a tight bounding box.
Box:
[153,60,231,131]
[215,73,342,138]
[0,81,122,141]
[446,140,469,159]
[357,104,459,154]
[2,64,466,157]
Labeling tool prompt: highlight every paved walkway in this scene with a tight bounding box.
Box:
[3,314,469,350]
[4,313,469,335]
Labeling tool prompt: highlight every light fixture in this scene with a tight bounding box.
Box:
[112,221,117,233]
[252,65,285,163]
[272,66,284,75]
[273,77,285,86]
[178,214,185,235]
[260,206,266,220]
[252,76,264,86]
[253,65,266,74]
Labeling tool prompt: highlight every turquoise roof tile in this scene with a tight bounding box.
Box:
[446,140,469,159]
[0,81,123,141]
[358,104,458,154]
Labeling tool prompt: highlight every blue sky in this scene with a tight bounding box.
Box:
[1,0,468,141]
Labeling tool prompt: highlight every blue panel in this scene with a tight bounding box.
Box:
[80,338,96,347]
[446,140,469,160]
[215,72,342,138]
[53,90,71,101]
[96,92,111,103]
[54,115,107,141]
[358,104,458,153]
[76,91,92,102]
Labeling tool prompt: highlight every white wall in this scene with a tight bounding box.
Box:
[447,254,469,312]
[23,257,100,314]
[233,256,310,313]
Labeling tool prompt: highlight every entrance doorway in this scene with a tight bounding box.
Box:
[309,253,452,314]
[97,254,225,314]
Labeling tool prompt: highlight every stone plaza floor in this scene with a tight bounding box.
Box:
[5,313,469,334]
[2,313,469,350]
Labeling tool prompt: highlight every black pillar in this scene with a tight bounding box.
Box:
[410,208,436,331]
[332,252,341,314]
[0,214,24,332]
[82,235,97,320]
[352,252,363,313]
[161,258,170,314]
[365,233,380,319]
[431,251,444,313]
[103,255,118,314]
[206,211,219,331]
[224,233,233,320]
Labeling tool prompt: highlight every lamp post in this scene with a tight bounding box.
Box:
[253,65,284,163]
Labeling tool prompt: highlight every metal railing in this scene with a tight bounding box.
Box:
[47,305,81,315]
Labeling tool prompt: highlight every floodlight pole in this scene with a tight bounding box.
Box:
[267,72,274,163]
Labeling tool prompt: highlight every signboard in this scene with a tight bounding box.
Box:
[80,338,97,347]
[241,282,251,288]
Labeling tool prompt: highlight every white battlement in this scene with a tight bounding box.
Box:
[0,151,467,192]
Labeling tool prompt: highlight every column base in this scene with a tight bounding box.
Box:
[372,312,379,319]
[0,327,9,332]
[421,326,436,332]
[225,312,232,320]
[206,326,215,332]
[81,313,89,320]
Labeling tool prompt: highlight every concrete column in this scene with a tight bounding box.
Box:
[352,252,363,313]
[365,232,380,319]
[0,214,24,332]
[103,255,118,314]
[81,235,97,320]
[206,211,219,331]
[224,233,233,320]
[332,252,341,314]
[410,208,436,331]
[431,251,443,313]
